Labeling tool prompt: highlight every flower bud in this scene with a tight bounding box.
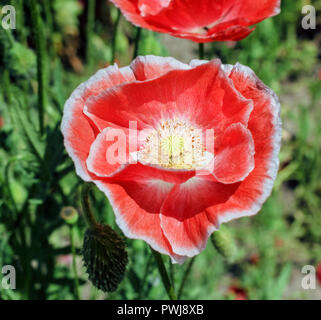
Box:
[82,224,128,292]
[211,226,236,262]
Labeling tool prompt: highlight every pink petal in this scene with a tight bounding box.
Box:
[61,64,135,181]
[105,163,194,213]
[205,62,281,226]
[160,176,239,256]
[94,180,186,263]
[84,60,252,131]
[214,123,255,184]
[130,55,190,81]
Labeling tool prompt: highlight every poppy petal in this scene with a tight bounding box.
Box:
[104,163,194,213]
[130,55,190,81]
[110,0,280,43]
[61,64,135,181]
[214,123,255,184]
[84,59,252,131]
[86,126,132,177]
[205,62,281,226]
[94,180,186,263]
[160,176,239,256]
[138,0,171,16]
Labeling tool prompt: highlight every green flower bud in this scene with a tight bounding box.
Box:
[83,224,128,293]
[60,206,79,225]
[211,225,236,262]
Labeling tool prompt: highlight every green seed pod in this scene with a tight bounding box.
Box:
[7,42,36,78]
[211,226,236,262]
[60,206,79,225]
[83,224,128,292]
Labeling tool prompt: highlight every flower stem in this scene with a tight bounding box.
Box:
[111,9,121,64]
[81,183,98,228]
[30,0,47,136]
[151,248,177,300]
[86,0,96,67]
[198,43,205,60]
[70,224,80,300]
[133,27,142,59]
[178,257,196,299]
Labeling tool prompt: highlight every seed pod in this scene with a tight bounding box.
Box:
[60,206,79,225]
[82,224,128,292]
[211,226,236,262]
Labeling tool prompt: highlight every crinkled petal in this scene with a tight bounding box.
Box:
[105,163,194,213]
[110,0,280,43]
[160,176,239,256]
[61,64,135,181]
[214,123,255,184]
[205,62,281,226]
[84,59,252,132]
[94,180,186,263]
[130,55,190,81]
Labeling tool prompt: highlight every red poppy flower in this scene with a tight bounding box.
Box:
[228,285,247,300]
[109,0,281,43]
[61,56,281,263]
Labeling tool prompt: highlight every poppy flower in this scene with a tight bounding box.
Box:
[109,0,281,43]
[61,55,281,263]
[228,285,247,300]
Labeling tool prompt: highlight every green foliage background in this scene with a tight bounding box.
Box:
[0,0,321,300]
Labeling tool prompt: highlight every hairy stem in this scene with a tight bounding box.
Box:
[30,0,47,135]
[70,225,80,300]
[151,248,177,300]
[178,257,196,299]
[81,183,98,228]
[111,9,121,64]
[86,0,96,66]
[198,43,205,60]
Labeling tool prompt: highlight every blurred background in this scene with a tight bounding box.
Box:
[0,0,321,300]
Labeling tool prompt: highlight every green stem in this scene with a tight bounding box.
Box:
[86,0,96,66]
[111,9,121,64]
[30,0,47,135]
[14,0,27,44]
[169,257,175,291]
[133,27,142,59]
[81,183,98,227]
[70,225,80,300]
[151,248,177,300]
[138,253,153,299]
[198,43,205,60]
[2,69,12,105]
[43,0,55,59]
[5,157,25,216]
[178,257,196,299]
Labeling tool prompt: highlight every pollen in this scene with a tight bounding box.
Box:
[138,119,211,170]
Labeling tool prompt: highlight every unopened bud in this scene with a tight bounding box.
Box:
[211,225,236,262]
[83,224,128,292]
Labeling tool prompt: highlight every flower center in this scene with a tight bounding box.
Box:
[138,119,211,170]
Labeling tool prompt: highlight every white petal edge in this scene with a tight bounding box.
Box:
[61,64,135,182]
[159,62,281,258]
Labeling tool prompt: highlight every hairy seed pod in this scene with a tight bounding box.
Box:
[82,224,128,292]
[211,226,236,262]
